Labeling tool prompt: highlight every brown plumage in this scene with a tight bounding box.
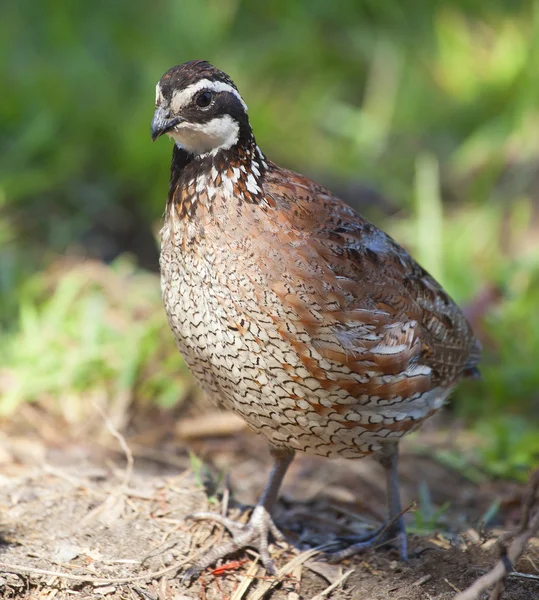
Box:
[151,60,480,581]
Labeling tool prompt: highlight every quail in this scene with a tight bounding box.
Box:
[151,60,480,580]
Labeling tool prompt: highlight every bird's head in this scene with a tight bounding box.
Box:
[151,60,251,157]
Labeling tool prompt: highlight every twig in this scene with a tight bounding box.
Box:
[373,501,417,549]
[229,558,260,600]
[323,500,417,557]
[310,568,355,600]
[42,464,87,487]
[0,558,188,585]
[454,468,539,600]
[221,481,230,518]
[176,412,246,439]
[445,578,462,593]
[249,545,332,600]
[507,572,539,581]
[413,574,432,586]
[132,586,157,600]
[93,401,133,489]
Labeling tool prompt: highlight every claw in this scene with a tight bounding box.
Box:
[182,449,295,583]
[181,565,202,586]
[183,504,286,582]
[324,520,408,563]
[188,511,246,536]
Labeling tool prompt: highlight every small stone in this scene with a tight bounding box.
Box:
[94,585,116,595]
[53,542,81,563]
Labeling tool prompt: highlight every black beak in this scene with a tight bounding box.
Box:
[151,106,181,141]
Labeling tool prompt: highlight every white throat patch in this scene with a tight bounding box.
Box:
[167,115,240,156]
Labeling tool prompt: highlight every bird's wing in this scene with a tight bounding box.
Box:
[246,164,480,397]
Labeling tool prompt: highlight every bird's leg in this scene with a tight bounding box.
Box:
[326,442,408,562]
[182,447,295,583]
[378,441,408,559]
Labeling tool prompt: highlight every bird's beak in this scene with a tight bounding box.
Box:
[151,106,182,141]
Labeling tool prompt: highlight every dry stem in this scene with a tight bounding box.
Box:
[454,468,539,600]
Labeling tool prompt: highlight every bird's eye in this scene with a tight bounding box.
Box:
[195,91,213,108]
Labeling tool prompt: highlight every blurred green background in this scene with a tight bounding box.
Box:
[1,0,538,479]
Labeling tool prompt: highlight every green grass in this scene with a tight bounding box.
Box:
[0,257,190,424]
[472,418,539,482]
[409,481,452,535]
[189,451,225,504]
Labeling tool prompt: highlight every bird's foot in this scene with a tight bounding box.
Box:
[325,517,408,563]
[182,505,285,584]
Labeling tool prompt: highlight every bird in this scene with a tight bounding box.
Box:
[151,60,480,581]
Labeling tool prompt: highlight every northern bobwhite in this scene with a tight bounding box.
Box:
[151,60,480,580]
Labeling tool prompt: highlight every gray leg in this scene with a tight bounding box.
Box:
[326,442,408,562]
[182,447,295,583]
[378,442,408,560]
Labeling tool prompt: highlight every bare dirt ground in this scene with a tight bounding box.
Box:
[1,411,538,600]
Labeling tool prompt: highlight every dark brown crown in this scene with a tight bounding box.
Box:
[158,60,239,102]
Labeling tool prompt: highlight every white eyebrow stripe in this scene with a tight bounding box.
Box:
[155,83,164,106]
[169,79,248,113]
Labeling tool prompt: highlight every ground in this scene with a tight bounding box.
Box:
[0,411,538,600]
